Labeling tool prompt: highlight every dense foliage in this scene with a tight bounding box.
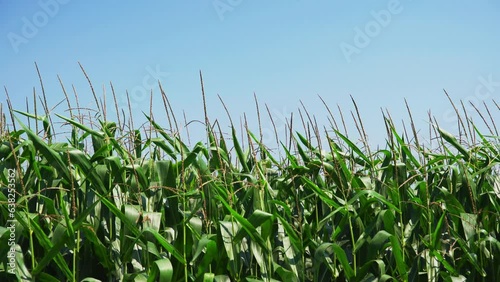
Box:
[0,75,499,281]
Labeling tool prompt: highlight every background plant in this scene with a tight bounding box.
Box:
[0,70,499,281]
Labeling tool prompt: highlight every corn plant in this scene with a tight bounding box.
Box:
[0,68,499,281]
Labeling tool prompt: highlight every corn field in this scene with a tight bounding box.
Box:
[1,69,499,281]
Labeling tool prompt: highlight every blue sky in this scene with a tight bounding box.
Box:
[1,0,499,148]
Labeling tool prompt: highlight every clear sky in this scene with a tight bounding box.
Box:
[1,1,499,149]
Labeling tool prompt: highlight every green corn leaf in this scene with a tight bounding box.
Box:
[232,126,250,173]
[95,191,185,264]
[389,235,407,280]
[143,228,186,265]
[329,243,355,279]
[55,114,104,138]
[14,116,71,184]
[234,209,273,243]
[437,127,470,161]
[301,176,341,209]
[25,214,73,280]
[147,258,173,282]
[450,229,486,277]
[215,195,268,250]
[151,138,177,160]
[334,129,372,169]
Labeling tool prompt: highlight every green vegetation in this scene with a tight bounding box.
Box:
[1,71,499,281]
